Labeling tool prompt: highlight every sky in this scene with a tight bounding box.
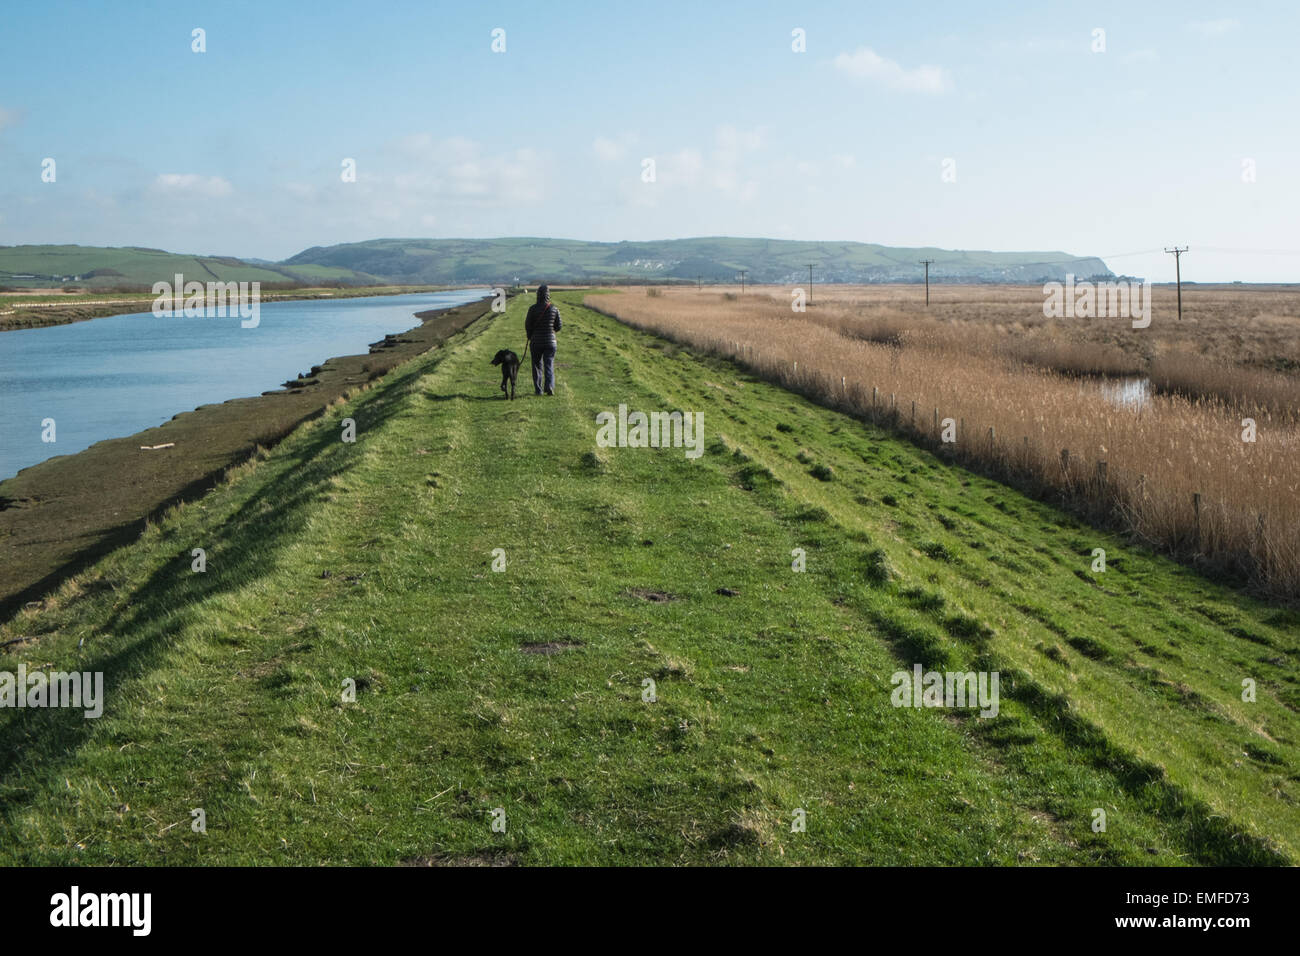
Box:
[1,0,1298,281]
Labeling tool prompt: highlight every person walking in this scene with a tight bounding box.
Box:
[524,284,562,396]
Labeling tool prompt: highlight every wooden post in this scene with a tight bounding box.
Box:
[911,400,916,423]
[988,426,995,450]
[872,387,878,407]
[934,408,939,433]
[1096,460,1107,487]
[841,376,846,392]
[1193,492,1202,549]
[1060,449,1070,472]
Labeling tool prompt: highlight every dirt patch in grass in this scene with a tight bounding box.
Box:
[400,850,518,867]
[628,588,677,603]
[520,640,584,655]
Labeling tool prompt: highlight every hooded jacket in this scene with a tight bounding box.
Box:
[525,298,562,350]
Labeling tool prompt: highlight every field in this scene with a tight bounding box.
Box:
[593,285,1300,600]
[1,292,1296,865]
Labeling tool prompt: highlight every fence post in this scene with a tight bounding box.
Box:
[1096,459,1107,490]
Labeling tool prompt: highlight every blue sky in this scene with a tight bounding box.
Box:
[1,0,1297,280]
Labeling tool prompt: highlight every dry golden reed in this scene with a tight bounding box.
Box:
[590,286,1300,600]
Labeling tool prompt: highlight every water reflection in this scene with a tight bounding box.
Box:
[1098,377,1151,410]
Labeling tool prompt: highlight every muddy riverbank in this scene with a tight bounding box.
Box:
[0,296,491,620]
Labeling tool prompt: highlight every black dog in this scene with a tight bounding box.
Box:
[490,349,520,400]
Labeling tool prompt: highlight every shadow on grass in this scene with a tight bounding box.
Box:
[0,355,440,811]
[426,391,543,403]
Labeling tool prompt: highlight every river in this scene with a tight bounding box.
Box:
[0,289,490,480]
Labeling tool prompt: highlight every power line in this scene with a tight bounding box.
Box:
[919,259,935,306]
[1165,246,1189,320]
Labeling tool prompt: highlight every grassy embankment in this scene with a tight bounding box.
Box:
[594,288,1300,600]
[0,292,1295,865]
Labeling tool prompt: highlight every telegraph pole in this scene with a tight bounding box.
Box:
[919,259,935,306]
[697,275,702,289]
[806,264,814,307]
[1164,247,1188,320]
[739,269,747,293]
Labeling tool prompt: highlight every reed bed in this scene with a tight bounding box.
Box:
[591,288,1300,600]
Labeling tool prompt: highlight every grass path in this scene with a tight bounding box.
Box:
[0,291,1295,864]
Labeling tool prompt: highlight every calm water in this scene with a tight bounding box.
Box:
[0,289,490,480]
[1097,376,1152,410]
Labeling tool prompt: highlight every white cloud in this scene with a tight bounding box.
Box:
[152,173,234,197]
[594,136,623,161]
[628,125,765,208]
[1188,18,1239,37]
[833,47,950,93]
[393,134,545,203]
[660,148,704,186]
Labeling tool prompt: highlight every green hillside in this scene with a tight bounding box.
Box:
[0,292,1292,865]
[2,239,1114,291]
[0,245,380,289]
[284,237,1114,284]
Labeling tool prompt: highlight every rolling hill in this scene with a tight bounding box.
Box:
[0,245,381,290]
[2,238,1114,292]
[284,237,1114,285]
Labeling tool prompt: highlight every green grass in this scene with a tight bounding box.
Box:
[0,291,1295,865]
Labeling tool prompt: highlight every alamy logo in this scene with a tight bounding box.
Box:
[50,886,151,936]
[1043,274,1150,329]
[891,664,1000,718]
[0,665,103,718]
[595,404,704,459]
[152,274,261,328]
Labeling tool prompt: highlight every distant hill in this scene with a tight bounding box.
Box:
[0,245,380,289]
[1,238,1113,291]
[284,237,1113,284]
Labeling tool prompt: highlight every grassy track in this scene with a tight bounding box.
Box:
[0,291,1295,864]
